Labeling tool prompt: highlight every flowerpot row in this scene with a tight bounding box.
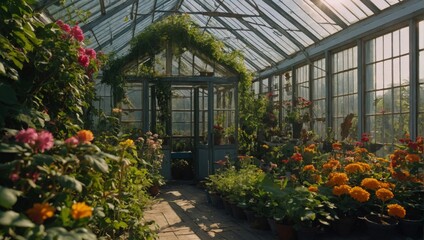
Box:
[205,191,423,240]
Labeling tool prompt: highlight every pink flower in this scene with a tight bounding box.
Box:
[78,55,90,67]
[15,128,38,145]
[56,20,64,27]
[36,131,54,152]
[71,25,84,42]
[65,136,79,146]
[85,48,96,59]
[9,172,20,182]
[61,24,71,33]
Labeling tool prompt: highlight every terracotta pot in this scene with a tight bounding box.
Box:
[363,214,399,238]
[333,216,356,236]
[400,218,424,239]
[209,192,224,209]
[276,223,296,240]
[296,226,318,240]
[231,204,246,220]
[267,218,278,235]
[148,184,160,196]
[244,209,270,230]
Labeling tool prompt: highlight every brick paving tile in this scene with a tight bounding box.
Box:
[145,183,276,240]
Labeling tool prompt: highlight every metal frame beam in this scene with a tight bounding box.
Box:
[262,0,319,42]
[310,0,348,29]
[257,0,424,79]
[360,0,381,14]
[216,0,289,58]
[245,0,305,51]
[81,0,135,32]
[194,0,276,65]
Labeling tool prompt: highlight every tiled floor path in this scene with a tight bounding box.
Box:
[144,183,420,240]
[144,183,275,240]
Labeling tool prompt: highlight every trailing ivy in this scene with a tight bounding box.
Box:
[102,14,266,153]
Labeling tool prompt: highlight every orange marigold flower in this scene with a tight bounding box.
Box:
[303,164,316,172]
[26,203,55,224]
[323,159,340,171]
[355,147,368,154]
[349,186,370,202]
[333,184,351,196]
[345,163,365,174]
[376,188,394,202]
[327,172,349,186]
[77,130,94,144]
[357,162,371,171]
[361,178,381,190]
[405,154,420,163]
[379,181,395,190]
[332,142,342,151]
[387,204,406,218]
[308,186,318,192]
[71,202,93,220]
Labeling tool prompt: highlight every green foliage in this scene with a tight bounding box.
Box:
[0,0,104,137]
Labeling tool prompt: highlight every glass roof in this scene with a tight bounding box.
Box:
[43,0,406,74]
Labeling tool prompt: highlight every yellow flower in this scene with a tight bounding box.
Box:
[333,184,351,196]
[349,186,370,203]
[71,202,93,220]
[360,178,381,190]
[387,204,406,218]
[77,130,94,144]
[302,164,316,172]
[308,186,318,192]
[304,144,316,153]
[26,203,55,224]
[119,139,134,148]
[327,172,349,186]
[262,144,269,149]
[375,188,394,202]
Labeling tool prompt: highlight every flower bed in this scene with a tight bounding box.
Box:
[204,135,423,238]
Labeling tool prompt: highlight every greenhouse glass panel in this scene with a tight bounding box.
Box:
[332,47,358,140]
[365,26,410,152]
[419,20,424,136]
[312,58,326,138]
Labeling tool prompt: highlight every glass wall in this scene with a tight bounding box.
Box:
[365,26,410,146]
[311,58,326,138]
[121,83,143,129]
[332,47,358,140]
[419,20,424,137]
[295,65,309,99]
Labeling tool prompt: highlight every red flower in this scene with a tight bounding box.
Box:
[291,153,303,162]
[78,55,89,67]
[361,133,370,143]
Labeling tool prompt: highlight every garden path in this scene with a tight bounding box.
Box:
[144,183,275,240]
[144,183,414,240]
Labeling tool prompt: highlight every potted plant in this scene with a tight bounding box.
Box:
[283,97,312,138]
[213,124,224,145]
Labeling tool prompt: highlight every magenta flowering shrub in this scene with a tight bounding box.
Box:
[15,128,54,153]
